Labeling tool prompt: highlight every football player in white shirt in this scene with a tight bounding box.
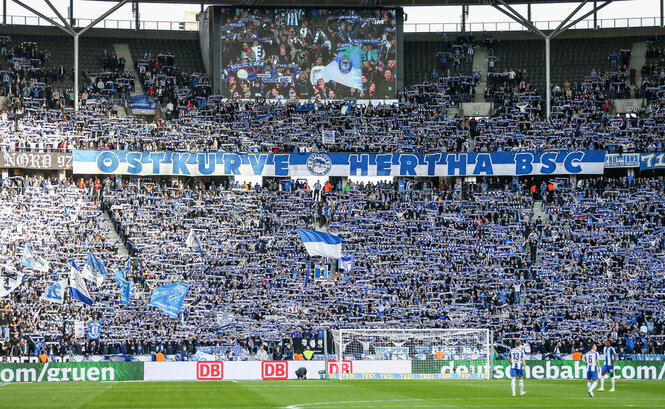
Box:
[599,340,617,392]
[508,340,527,396]
[583,344,601,397]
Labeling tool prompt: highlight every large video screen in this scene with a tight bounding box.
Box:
[221,8,397,100]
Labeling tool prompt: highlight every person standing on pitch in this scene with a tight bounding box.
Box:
[509,340,526,397]
[598,340,616,392]
[584,344,601,397]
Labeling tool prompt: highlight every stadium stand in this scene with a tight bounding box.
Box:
[1,174,664,359]
[0,19,664,365]
[127,38,206,80]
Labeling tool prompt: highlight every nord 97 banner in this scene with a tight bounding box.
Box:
[220,8,397,99]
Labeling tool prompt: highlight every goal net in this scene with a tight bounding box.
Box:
[332,329,491,380]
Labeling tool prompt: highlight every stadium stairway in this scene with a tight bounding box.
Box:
[102,212,130,257]
[472,46,488,103]
[113,43,144,96]
[532,200,548,222]
[631,41,647,86]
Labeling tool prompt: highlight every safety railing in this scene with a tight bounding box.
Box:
[0,14,660,34]
[404,16,663,33]
[1,15,198,31]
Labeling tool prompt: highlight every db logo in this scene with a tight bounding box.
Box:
[328,360,353,374]
[262,361,288,379]
[197,361,223,380]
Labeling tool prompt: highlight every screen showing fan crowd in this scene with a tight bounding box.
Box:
[221,8,398,100]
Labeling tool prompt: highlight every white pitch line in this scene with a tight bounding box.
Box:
[284,399,420,409]
[285,385,332,387]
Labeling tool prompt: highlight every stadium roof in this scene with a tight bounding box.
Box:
[91,0,601,5]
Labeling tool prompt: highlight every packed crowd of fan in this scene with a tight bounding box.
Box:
[0,31,661,154]
[1,33,665,360]
[136,52,210,106]
[0,67,663,154]
[1,174,664,359]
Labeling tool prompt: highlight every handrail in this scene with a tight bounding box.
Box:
[405,16,662,33]
[1,14,198,32]
[0,14,659,34]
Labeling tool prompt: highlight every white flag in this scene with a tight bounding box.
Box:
[0,264,24,298]
[69,261,93,305]
[186,229,204,254]
[41,279,67,304]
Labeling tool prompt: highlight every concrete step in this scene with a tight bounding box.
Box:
[532,200,549,222]
[101,210,130,257]
[631,41,647,87]
[446,106,462,118]
[472,46,488,103]
[113,43,144,95]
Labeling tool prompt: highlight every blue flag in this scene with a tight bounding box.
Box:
[148,283,190,318]
[123,259,131,278]
[114,267,125,282]
[305,263,310,289]
[82,252,107,286]
[21,246,50,272]
[297,228,342,259]
[114,268,131,305]
[87,321,101,340]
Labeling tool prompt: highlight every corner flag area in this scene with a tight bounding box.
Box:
[1,380,664,408]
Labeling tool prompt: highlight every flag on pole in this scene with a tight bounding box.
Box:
[69,261,93,305]
[123,259,131,278]
[320,46,363,90]
[114,267,131,305]
[305,262,310,288]
[186,230,204,254]
[148,283,190,318]
[82,252,107,286]
[21,246,50,272]
[41,279,67,304]
[297,228,342,259]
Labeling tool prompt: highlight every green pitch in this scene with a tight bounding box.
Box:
[1,379,663,408]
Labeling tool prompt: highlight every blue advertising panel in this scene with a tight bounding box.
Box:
[73,150,606,177]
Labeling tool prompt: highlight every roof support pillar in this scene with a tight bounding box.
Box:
[490,0,614,120]
[12,0,130,111]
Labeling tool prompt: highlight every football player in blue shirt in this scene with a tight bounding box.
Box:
[583,344,601,397]
[598,340,617,392]
[508,340,526,396]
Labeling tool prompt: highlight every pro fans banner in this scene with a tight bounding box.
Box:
[73,150,606,177]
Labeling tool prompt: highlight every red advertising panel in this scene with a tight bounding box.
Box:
[197,361,224,380]
[262,361,289,380]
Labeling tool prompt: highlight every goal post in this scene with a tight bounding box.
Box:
[333,329,492,380]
